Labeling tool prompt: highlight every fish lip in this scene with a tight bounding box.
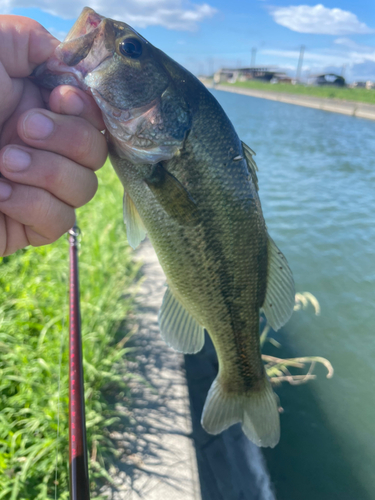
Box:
[35,52,113,94]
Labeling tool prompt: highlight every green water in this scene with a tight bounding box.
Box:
[210,89,375,500]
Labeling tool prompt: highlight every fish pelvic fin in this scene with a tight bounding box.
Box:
[123,192,147,249]
[158,287,205,354]
[201,376,280,448]
[262,235,295,331]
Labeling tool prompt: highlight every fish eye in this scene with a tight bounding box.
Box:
[119,38,142,59]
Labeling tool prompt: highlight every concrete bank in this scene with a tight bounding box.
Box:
[206,82,375,121]
[103,239,200,500]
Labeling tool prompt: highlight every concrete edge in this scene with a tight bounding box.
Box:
[204,82,375,121]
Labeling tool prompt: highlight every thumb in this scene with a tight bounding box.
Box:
[0,15,59,77]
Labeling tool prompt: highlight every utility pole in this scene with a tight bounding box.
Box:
[208,57,214,78]
[296,45,305,82]
[251,47,257,67]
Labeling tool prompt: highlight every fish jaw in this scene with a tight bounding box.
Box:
[64,7,104,42]
[32,9,114,91]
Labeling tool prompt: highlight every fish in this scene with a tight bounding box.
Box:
[34,7,295,447]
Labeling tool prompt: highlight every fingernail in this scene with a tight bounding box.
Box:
[0,181,12,201]
[3,147,31,172]
[23,112,54,140]
[61,91,84,115]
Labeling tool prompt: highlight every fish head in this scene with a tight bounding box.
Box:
[34,7,191,164]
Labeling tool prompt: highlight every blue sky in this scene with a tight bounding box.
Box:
[3,1,375,82]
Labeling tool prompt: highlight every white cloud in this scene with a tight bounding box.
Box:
[334,38,374,53]
[1,0,216,31]
[261,48,349,66]
[271,4,374,35]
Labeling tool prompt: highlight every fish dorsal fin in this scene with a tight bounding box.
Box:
[262,236,295,331]
[241,141,259,192]
[123,192,147,249]
[158,287,205,354]
[145,163,199,226]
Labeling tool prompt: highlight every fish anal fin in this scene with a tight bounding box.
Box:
[241,141,259,192]
[123,192,147,249]
[201,376,280,448]
[145,163,199,226]
[158,287,205,354]
[262,236,295,331]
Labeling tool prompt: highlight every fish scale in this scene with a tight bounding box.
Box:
[34,7,295,447]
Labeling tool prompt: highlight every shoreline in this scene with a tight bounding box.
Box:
[103,239,201,500]
[202,81,375,121]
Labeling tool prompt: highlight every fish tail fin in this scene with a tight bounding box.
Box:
[201,376,280,448]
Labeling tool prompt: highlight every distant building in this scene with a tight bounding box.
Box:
[350,81,375,89]
[214,67,290,84]
[270,73,294,84]
[308,74,346,87]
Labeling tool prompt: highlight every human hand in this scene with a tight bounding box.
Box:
[0,16,108,256]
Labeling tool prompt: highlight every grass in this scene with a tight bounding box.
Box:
[0,161,140,499]
[220,80,375,105]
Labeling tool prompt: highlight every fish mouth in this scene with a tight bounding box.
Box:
[33,7,114,92]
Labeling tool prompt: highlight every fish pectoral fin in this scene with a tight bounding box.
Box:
[241,141,259,192]
[123,192,147,249]
[144,163,199,226]
[158,286,205,354]
[201,376,280,448]
[262,235,295,331]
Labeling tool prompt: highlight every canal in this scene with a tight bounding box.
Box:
[209,88,375,500]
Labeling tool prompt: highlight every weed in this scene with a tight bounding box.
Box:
[0,162,140,499]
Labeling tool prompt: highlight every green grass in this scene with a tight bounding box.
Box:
[0,161,140,499]
[222,80,375,105]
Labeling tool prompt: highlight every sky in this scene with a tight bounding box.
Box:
[1,1,375,82]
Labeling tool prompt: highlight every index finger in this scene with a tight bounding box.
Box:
[0,15,59,77]
[49,85,106,131]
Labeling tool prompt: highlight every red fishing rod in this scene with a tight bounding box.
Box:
[68,223,90,500]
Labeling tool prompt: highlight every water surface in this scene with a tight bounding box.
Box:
[210,88,375,500]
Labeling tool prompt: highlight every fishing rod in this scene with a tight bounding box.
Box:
[68,223,90,500]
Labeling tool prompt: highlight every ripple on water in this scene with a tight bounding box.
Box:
[211,89,375,500]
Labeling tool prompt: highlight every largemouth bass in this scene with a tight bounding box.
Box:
[34,7,295,447]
